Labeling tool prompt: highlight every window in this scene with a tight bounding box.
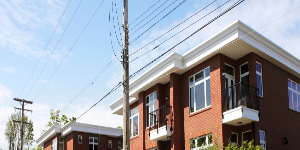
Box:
[130,106,139,137]
[189,67,211,113]
[240,63,249,98]
[108,140,112,148]
[52,138,57,150]
[118,141,122,149]
[242,130,252,142]
[59,138,64,150]
[78,135,83,144]
[89,137,98,150]
[256,62,263,97]
[231,132,238,145]
[190,134,212,149]
[146,92,157,127]
[288,80,300,112]
[259,130,266,149]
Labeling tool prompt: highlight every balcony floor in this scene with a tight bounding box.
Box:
[222,106,259,126]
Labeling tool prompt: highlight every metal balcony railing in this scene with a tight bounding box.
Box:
[221,82,260,115]
[149,105,173,135]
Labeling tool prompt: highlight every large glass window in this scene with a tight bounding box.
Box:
[259,130,266,149]
[256,62,263,97]
[89,137,98,150]
[189,67,211,113]
[59,138,64,150]
[240,63,249,98]
[190,134,212,150]
[130,106,139,137]
[146,92,157,127]
[288,80,300,112]
[52,138,57,150]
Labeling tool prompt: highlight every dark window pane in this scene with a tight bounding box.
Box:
[189,77,194,86]
[288,80,291,88]
[259,131,265,141]
[293,92,297,110]
[206,79,211,106]
[298,94,300,112]
[231,133,237,143]
[208,135,212,144]
[243,131,252,142]
[197,137,206,147]
[289,90,293,109]
[293,82,296,90]
[190,87,194,113]
[146,106,149,127]
[89,144,93,150]
[94,145,98,150]
[225,65,234,76]
[191,139,195,148]
[241,75,249,98]
[146,96,149,104]
[94,138,98,143]
[205,67,210,77]
[256,74,262,96]
[195,83,205,111]
[256,63,261,73]
[195,71,204,82]
[241,63,249,74]
[89,138,93,143]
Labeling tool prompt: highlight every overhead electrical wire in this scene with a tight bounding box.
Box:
[109,0,122,62]
[24,0,84,99]
[129,0,219,57]
[114,0,123,45]
[111,0,122,47]
[129,0,162,26]
[130,0,233,62]
[129,0,182,38]
[17,0,73,98]
[34,3,300,146]
[129,0,171,31]
[31,0,106,101]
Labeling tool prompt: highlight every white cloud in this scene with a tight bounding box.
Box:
[0,65,16,74]
[0,83,12,104]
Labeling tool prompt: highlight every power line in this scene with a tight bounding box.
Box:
[31,0,106,101]
[109,0,122,62]
[25,0,84,99]
[130,0,232,62]
[114,0,123,45]
[129,0,162,25]
[17,0,73,98]
[129,0,219,57]
[111,0,122,47]
[129,0,187,44]
[129,0,172,31]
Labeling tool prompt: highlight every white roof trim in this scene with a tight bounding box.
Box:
[109,20,300,115]
[36,122,122,147]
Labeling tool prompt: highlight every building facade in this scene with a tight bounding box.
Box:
[109,20,300,150]
[36,122,123,150]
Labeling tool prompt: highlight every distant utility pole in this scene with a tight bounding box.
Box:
[9,132,12,150]
[122,0,130,150]
[13,98,33,150]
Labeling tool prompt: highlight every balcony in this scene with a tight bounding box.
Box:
[222,82,260,126]
[149,105,173,141]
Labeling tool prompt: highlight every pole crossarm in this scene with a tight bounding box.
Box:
[13,120,31,125]
[13,98,33,104]
[14,107,33,112]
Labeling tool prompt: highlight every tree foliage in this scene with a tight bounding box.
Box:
[4,111,34,150]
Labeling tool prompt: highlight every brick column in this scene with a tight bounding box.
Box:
[170,73,184,150]
[139,91,146,150]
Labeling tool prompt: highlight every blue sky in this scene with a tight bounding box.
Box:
[0,0,300,149]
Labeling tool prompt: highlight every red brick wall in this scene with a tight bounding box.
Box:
[44,134,59,150]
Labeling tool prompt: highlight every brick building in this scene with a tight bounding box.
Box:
[36,122,123,150]
[109,20,300,150]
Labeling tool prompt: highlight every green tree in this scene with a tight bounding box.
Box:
[4,111,34,150]
[117,126,122,129]
[41,109,76,135]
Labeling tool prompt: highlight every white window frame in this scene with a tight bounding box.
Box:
[52,138,57,150]
[242,130,252,142]
[256,62,263,97]
[288,79,300,112]
[89,137,98,150]
[145,91,157,127]
[59,138,64,150]
[231,132,238,146]
[130,106,139,138]
[78,135,83,144]
[240,62,249,81]
[189,66,211,114]
[190,134,212,150]
[108,140,112,148]
[259,130,266,149]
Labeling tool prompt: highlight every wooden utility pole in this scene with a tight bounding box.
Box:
[13,98,33,150]
[9,132,12,150]
[122,0,130,150]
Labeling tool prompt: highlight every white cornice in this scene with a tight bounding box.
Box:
[36,124,61,147]
[109,20,300,115]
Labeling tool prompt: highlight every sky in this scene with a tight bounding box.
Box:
[0,0,300,149]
